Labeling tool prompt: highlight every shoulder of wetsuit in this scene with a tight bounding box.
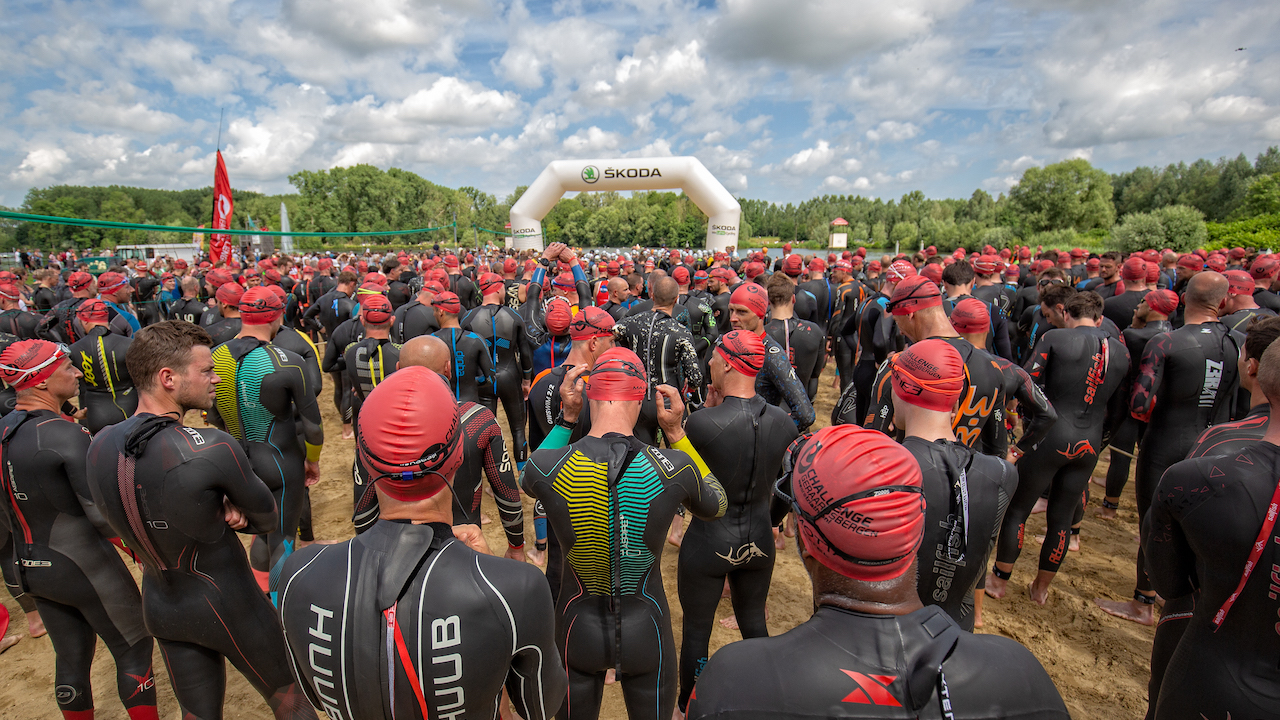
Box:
[940,624,1068,715]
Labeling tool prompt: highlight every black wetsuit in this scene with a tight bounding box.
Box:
[866,337,1007,455]
[844,293,899,423]
[613,309,705,443]
[462,303,534,463]
[1130,321,1240,595]
[1104,320,1172,501]
[68,325,137,434]
[685,604,1069,720]
[390,297,440,342]
[1143,442,1280,720]
[448,272,482,310]
[276,520,566,720]
[0,409,156,717]
[167,296,208,325]
[830,279,867,391]
[1016,306,1054,365]
[31,285,57,313]
[432,327,495,404]
[799,277,836,336]
[991,355,1057,456]
[1104,290,1147,331]
[677,396,798,711]
[39,297,88,344]
[206,316,243,346]
[753,332,816,431]
[904,437,1016,631]
[342,335,401,422]
[522,428,727,720]
[947,293,1012,360]
[86,415,314,719]
[764,316,827,400]
[273,326,322,544]
[997,326,1129,574]
[321,317,363,424]
[303,289,355,339]
[1221,305,1277,335]
[0,307,42,339]
[208,338,324,596]
[1254,287,1280,313]
[133,275,162,327]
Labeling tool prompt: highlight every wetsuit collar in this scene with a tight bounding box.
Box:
[358,520,453,609]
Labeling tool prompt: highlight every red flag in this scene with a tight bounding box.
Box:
[212,151,234,264]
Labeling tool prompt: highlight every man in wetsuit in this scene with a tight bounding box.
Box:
[0,340,159,720]
[1220,268,1276,334]
[431,291,495,404]
[0,282,41,338]
[988,292,1129,605]
[443,253,482,310]
[1103,257,1151,330]
[131,267,162,328]
[941,261,1012,360]
[38,271,95,345]
[86,321,316,720]
[96,272,140,337]
[463,272,534,464]
[613,276,706,443]
[764,273,826,400]
[206,281,244,345]
[522,349,727,720]
[726,282,815,431]
[599,277,633,321]
[341,294,400,423]
[30,268,58,313]
[689,423,1068,720]
[1097,271,1240,626]
[867,276,1007,455]
[1141,339,1280,719]
[676,330,798,714]
[68,299,137,434]
[891,340,1017,630]
[828,260,866,391]
[391,279,442,342]
[1098,289,1178,519]
[302,270,357,340]
[530,297,574,378]
[844,259,913,422]
[279,365,564,720]
[207,288,324,596]
[167,276,207,324]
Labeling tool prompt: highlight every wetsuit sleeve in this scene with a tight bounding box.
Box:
[992,305,1013,360]
[290,364,325,461]
[197,440,279,535]
[871,305,897,364]
[505,566,566,720]
[516,314,534,381]
[476,337,497,390]
[1022,332,1053,385]
[863,357,895,432]
[481,424,524,548]
[57,422,113,537]
[1010,363,1056,453]
[571,264,591,305]
[1131,332,1170,423]
[1142,459,1201,600]
[667,439,727,521]
[676,328,704,395]
[1103,343,1133,445]
[766,341,816,430]
[320,332,343,373]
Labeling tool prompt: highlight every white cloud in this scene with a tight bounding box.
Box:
[781,140,835,175]
[866,121,921,142]
[562,126,624,154]
[996,155,1042,172]
[20,82,185,135]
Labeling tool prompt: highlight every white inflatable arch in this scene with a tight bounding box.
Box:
[508,156,741,252]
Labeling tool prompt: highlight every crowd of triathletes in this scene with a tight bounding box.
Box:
[0,236,1276,720]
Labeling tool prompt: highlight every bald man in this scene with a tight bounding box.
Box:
[600,277,633,321]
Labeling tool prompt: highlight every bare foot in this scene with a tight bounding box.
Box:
[605,669,617,685]
[342,423,355,440]
[984,572,1008,599]
[1089,476,1107,488]
[525,547,547,567]
[1094,597,1156,626]
[1033,534,1080,552]
[667,516,685,548]
[973,591,985,628]
[481,514,492,525]
[719,607,769,630]
[783,515,796,538]
[673,706,685,720]
[0,634,18,654]
[721,579,732,599]
[1094,505,1118,520]
[1031,497,1048,515]
[1028,583,1049,605]
[26,611,45,638]
[773,527,785,550]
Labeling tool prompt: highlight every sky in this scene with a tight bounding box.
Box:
[2,0,1279,210]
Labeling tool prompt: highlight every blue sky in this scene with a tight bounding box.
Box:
[2,0,1278,209]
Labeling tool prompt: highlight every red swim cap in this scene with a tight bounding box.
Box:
[1226,270,1254,296]
[1177,254,1204,271]
[785,425,925,582]
[267,284,288,301]
[264,269,282,284]
[362,294,393,324]
[1146,261,1160,284]
[586,347,648,401]
[716,329,765,377]
[1145,289,1178,316]
[744,262,765,279]
[76,298,109,323]
[1121,257,1147,282]
[216,282,245,307]
[357,367,463,502]
[552,272,577,291]
[1085,258,1100,271]
[68,271,94,292]
[97,272,128,294]
[206,270,232,289]
[569,306,615,340]
[0,339,69,391]
[544,298,573,335]
[1230,247,1247,260]
[888,275,942,316]
[1206,255,1226,273]
[477,273,504,296]
[0,284,20,301]
[1251,256,1279,280]
[503,258,518,274]
[973,255,998,275]
[422,280,445,295]
[730,282,768,318]
[444,254,460,268]
[239,286,283,325]
[318,258,333,271]
[890,339,966,413]
[885,259,916,282]
[920,263,943,286]
[431,291,461,315]
[783,254,805,277]
[950,297,990,334]
[809,258,826,272]
[606,261,620,276]
[672,266,690,285]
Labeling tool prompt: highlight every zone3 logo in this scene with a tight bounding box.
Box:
[840,670,902,706]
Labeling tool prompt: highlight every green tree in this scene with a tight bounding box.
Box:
[1243,174,1280,218]
[1111,213,1166,253]
[1009,159,1115,234]
[1152,204,1207,251]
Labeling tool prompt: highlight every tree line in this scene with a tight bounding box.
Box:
[5,147,1280,254]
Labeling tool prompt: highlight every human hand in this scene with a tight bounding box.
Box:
[655,385,686,444]
[304,461,321,487]
[504,545,527,563]
[223,497,248,530]
[522,379,531,401]
[559,364,588,422]
[452,524,492,555]
[704,384,722,408]
[542,243,566,263]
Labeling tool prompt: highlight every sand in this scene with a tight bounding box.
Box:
[0,374,1155,719]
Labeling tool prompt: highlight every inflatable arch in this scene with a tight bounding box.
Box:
[508,156,742,252]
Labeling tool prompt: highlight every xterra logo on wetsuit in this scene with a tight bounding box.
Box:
[1200,359,1224,408]
[839,671,901,706]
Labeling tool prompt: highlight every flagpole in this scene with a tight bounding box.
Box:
[209,108,226,261]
